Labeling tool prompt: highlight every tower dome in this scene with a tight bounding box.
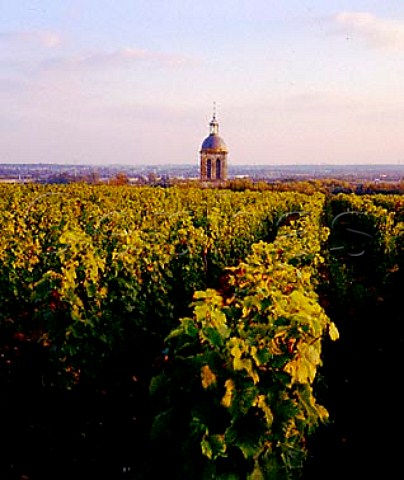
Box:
[200,116,228,153]
[200,107,228,181]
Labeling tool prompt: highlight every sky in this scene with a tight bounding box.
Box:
[2,1,404,166]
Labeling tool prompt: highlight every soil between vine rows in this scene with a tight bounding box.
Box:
[302,270,404,479]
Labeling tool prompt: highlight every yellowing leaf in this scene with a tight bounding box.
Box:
[253,395,274,425]
[328,322,339,341]
[229,338,246,359]
[201,365,217,389]
[284,355,316,384]
[221,379,235,408]
[234,357,260,384]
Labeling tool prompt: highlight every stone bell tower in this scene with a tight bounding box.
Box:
[200,105,228,182]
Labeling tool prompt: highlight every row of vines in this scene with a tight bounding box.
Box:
[0,184,402,479]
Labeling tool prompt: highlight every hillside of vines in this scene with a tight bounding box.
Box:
[0,183,402,479]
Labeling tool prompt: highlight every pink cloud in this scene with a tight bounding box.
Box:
[41,47,196,70]
[333,11,404,51]
[0,30,61,48]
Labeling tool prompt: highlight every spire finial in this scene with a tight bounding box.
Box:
[209,102,219,135]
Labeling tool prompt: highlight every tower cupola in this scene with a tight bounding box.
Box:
[200,105,228,182]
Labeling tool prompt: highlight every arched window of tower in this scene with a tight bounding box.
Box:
[216,158,221,180]
[207,159,212,179]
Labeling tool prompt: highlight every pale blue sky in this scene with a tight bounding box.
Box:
[1,1,404,165]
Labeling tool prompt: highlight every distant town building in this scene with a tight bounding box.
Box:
[200,107,228,182]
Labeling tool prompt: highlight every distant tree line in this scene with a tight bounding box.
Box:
[35,171,404,195]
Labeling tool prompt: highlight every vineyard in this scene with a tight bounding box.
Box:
[0,184,403,479]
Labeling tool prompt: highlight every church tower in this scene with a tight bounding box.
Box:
[200,106,228,182]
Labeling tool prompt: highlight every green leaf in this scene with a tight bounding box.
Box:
[202,326,223,347]
[251,346,271,366]
[248,462,265,480]
[201,433,227,460]
[181,317,199,337]
[149,374,167,396]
